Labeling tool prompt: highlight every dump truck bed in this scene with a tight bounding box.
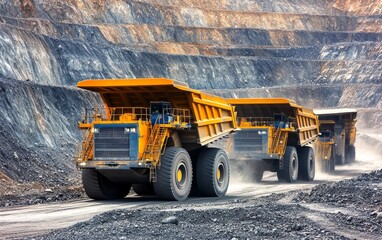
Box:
[78,78,237,146]
[313,108,357,116]
[314,108,357,146]
[227,98,319,146]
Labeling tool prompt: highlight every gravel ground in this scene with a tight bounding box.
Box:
[295,169,382,209]
[29,169,382,240]
[0,187,85,207]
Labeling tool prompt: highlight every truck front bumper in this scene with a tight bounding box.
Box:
[77,160,149,170]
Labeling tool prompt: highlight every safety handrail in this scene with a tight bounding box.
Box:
[80,107,191,125]
[169,108,191,126]
[237,117,297,128]
[142,115,168,164]
[75,127,93,163]
[318,135,333,143]
[80,107,151,123]
[237,117,274,127]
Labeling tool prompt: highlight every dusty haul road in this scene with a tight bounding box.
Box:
[0,154,380,240]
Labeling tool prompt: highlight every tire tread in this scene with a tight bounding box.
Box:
[196,148,229,197]
[154,147,192,201]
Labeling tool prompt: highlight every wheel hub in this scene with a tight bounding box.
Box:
[177,169,183,183]
[176,162,187,189]
[217,168,221,181]
[217,163,225,185]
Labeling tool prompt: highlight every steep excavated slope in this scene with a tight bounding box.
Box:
[0,0,381,198]
[0,1,380,91]
[0,22,380,88]
[0,1,381,82]
[0,78,101,196]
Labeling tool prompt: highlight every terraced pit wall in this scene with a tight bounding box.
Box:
[0,0,381,189]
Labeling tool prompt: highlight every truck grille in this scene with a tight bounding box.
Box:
[234,129,268,154]
[94,127,130,160]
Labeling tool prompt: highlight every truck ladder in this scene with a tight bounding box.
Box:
[142,123,169,182]
[141,115,170,177]
[271,127,288,157]
[143,124,169,163]
[149,165,157,183]
[79,127,94,162]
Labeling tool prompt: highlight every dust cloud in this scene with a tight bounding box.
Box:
[353,130,382,170]
[315,129,382,181]
[228,130,382,188]
[229,159,257,184]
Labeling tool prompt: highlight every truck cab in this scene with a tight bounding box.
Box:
[150,101,173,125]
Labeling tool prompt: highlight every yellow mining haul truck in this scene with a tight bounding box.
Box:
[75,78,237,201]
[314,109,357,170]
[227,98,319,183]
[315,120,336,172]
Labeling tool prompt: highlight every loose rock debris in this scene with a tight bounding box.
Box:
[30,169,382,240]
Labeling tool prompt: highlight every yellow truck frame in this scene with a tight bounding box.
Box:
[315,120,336,172]
[227,98,319,183]
[314,108,357,171]
[75,78,237,201]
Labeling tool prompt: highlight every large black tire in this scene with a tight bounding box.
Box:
[196,148,230,197]
[252,161,264,183]
[277,146,299,183]
[321,159,329,173]
[329,155,336,171]
[132,183,155,196]
[229,160,263,183]
[322,154,335,173]
[276,169,284,181]
[189,149,203,197]
[329,146,336,171]
[345,145,356,164]
[253,168,264,183]
[297,147,315,181]
[322,145,336,172]
[153,147,192,201]
[336,154,345,165]
[82,169,131,200]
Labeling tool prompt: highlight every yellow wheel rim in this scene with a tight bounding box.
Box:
[217,168,221,181]
[177,169,183,182]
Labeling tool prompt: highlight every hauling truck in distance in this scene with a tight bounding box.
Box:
[225,99,358,182]
[314,109,357,172]
[75,78,237,201]
[226,98,319,183]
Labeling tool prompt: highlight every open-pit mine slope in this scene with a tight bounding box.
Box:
[0,1,381,232]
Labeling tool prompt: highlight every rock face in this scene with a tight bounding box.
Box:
[0,78,100,196]
[0,1,381,195]
[0,1,381,89]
